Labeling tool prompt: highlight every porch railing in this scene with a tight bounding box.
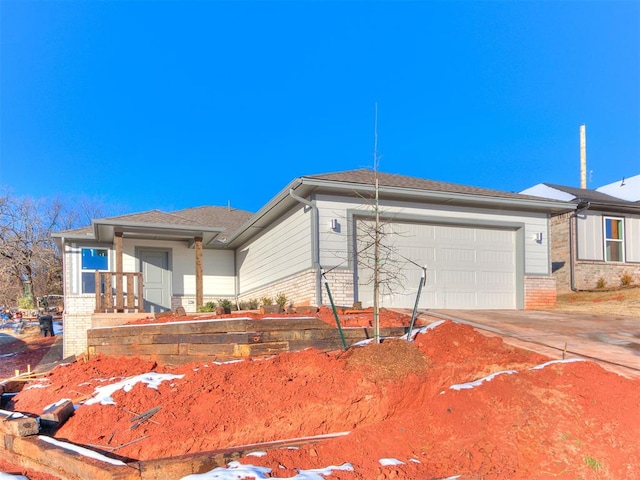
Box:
[94,272,145,313]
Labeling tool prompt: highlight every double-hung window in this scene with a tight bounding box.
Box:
[604,217,624,262]
[81,248,109,294]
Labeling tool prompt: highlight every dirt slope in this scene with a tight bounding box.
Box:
[8,319,640,480]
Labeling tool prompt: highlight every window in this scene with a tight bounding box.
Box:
[81,248,109,293]
[604,217,624,262]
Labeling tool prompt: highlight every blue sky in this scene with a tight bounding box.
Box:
[1,0,638,216]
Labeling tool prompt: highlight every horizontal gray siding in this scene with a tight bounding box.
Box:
[237,206,312,294]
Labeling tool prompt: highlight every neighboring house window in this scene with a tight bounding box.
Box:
[81,248,109,293]
[604,217,624,262]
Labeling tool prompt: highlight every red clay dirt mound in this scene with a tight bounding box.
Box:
[9,320,640,479]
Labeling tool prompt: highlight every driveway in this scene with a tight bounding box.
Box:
[418,309,640,379]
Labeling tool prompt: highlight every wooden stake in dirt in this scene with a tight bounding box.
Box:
[130,406,161,430]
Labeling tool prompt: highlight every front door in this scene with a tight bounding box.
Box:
[139,249,171,313]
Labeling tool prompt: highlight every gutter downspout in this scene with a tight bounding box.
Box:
[569,201,591,292]
[289,189,323,306]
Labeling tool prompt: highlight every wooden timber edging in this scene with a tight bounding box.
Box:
[87,316,408,364]
[0,428,350,480]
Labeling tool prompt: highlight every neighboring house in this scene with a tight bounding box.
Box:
[520,182,640,294]
[53,169,571,357]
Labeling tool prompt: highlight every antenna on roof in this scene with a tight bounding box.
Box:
[621,177,626,186]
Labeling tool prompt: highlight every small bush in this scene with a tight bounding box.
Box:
[620,272,633,287]
[260,296,274,306]
[275,292,288,309]
[17,297,34,309]
[596,278,606,289]
[239,298,259,310]
[217,298,234,311]
[198,301,216,313]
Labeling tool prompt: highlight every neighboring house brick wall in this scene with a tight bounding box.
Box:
[550,212,572,294]
[524,275,557,309]
[550,211,640,293]
[572,262,640,291]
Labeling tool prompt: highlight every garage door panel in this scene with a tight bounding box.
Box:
[477,292,514,308]
[439,247,476,263]
[356,219,517,309]
[443,291,477,308]
[478,271,514,286]
[476,229,512,243]
[439,269,476,286]
[435,226,475,242]
[477,249,514,265]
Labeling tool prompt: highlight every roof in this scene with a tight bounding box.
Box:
[53,206,254,246]
[171,206,254,232]
[308,169,549,202]
[223,169,575,247]
[55,169,577,250]
[596,174,640,202]
[520,182,640,212]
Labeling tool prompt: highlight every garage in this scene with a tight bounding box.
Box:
[355,220,518,309]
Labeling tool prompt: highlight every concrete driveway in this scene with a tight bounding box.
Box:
[418,309,640,379]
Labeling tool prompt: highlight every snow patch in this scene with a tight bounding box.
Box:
[38,436,127,466]
[83,373,185,405]
[530,358,585,370]
[449,370,517,390]
[179,461,354,479]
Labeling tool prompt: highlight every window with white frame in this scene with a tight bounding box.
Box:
[81,248,109,294]
[604,217,624,262]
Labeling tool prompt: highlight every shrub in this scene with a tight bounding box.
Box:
[620,272,633,287]
[198,301,216,312]
[596,278,606,289]
[260,296,274,306]
[217,298,234,311]
[275,292,288,309]
[17,297,34,309]
[239,298,259,310]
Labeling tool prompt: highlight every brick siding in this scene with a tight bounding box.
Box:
[524,275,557,309]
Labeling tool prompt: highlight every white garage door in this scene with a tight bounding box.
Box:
[355,220,517,309]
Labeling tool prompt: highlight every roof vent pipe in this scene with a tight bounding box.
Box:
[580,124,587,189]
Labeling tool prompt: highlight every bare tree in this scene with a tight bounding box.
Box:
[0,189,116,307]
[0,193,64,305]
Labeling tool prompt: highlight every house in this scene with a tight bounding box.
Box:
[520,182,640,294]
[53,169,572,357]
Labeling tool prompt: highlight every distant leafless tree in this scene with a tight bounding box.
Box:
[0,188,115,307]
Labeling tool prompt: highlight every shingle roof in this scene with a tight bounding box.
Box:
[102,209,207,227]
[54,206,254,239]
[306,169,542,201]
[171,206,254,232]
[544,183,634,206]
